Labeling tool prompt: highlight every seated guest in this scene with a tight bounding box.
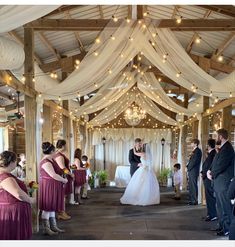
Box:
[0,151,33,240]
[173,163,182,200]
[73,149,86,205]
[201,139,217,222]
[81,155,92,199]
[39,142,67,235]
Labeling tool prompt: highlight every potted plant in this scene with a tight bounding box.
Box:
[158,168,171,187]
[98,170,108,188]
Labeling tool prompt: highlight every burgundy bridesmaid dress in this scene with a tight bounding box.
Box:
[53,152,73,195]
[39,158,64,212]
[73,163,86,187]
[0,173,32,240]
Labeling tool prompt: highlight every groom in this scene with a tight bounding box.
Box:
[129,138,143,177]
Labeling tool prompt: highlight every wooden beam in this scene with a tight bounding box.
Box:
[0,71,36,97]
[98,5,104,18]
[137,5,143,19]
[5,101,24,112]
[37,32,61,60]
[29,18,235,31]
[157,19,235,31]
[39,52,86,73]
[186,10,211,53]
[197,5,235,18]
[211,32,235,59]
[222,105,233,139]
[44,100,70,117]
[42,5,82,18]
[8,31,42,65]
[202,97,235,117]
[0,91,13,101]
[127,5,132,19]
[190,53,234,73]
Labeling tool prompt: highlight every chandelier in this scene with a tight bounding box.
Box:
[124,105,146,126]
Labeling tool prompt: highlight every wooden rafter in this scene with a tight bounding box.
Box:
[171,5,180,19]
[211,32,235,59]
[65,11,85,53]
[42,5,82,18]
[8,31,43,65]
[28,18,235,31]
[98,5,104,18]
[37,32,61,60]
[186,10,211,53]
[197,5,235,18]
[127,5,132,19]
[137,5,144,19]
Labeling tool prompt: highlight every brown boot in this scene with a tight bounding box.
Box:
[57,211,71,220]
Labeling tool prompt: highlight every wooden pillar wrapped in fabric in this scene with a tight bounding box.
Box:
[62,100,71,158]
[222,105,232,140]
[42,104,52,143]
[24,27,39,232]
[191,120,199,139]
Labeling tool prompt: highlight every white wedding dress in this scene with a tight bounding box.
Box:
[120,144,160,206]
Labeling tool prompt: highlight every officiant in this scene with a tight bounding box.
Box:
[129,138,143,177]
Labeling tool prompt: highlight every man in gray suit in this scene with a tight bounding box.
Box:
[207,128,234,236]
[187,139,202,205]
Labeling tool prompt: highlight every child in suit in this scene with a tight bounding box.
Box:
[173,163,183,200]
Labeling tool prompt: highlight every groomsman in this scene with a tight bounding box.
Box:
[201,139,217,221]
[187,139,202,205]
[208,128,234,236]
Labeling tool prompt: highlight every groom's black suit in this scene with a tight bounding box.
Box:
[129,148,141,177]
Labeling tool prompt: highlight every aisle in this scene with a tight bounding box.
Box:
[33,187,226,240]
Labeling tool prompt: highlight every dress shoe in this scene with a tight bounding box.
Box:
[216,230,229,236]
[188,201,198,205]
[205,216,218,222]
[210,227,222,232]
[81,196,90,199]
[209,216,218,222]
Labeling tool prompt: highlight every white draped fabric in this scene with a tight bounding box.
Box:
[89,90,177,126]
[114,166,131,187]
[138,73,193,116]
[2,19,234,102]
[0,37,25,70]
[93,128,172,179]
[0,5,60,33]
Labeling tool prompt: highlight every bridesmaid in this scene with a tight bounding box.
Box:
[39,142,67,235]
[0,151,33,240]
[73,148,87,205]
[54,139,74,220]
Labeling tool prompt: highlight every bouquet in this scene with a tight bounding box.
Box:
[28,181,38,197]
[70,164,77,170]
[63,168,70,175]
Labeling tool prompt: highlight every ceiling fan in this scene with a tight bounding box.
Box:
[8,91,24,120]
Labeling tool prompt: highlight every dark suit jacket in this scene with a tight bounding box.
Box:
[187,147,202,176]
[228,177,235,215]
[201,149,216,180]
[129,148,141,176]
[211,141,235,192]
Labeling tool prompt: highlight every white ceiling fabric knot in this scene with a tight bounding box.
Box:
[0,5,60,33]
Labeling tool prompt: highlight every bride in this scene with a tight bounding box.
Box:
[120,143,160,206]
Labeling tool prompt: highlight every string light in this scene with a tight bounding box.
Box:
[75,64,79,69]
[112,15,118,22]
[58,96,61,102]
[158,77,162,82]
[9,76,12,81]
[162,58,167,63]
[195,36,201,44]
[77,92,80,98]
[196,103,199,107]
[38,93,42,98]
[120,53,124,58]
[129,37,133,42]
[168,90,172,94]
[217,55,223,62]
[209,91,213,97]
[94,51,99,56]
[151,41,155,46]
[148,65,152,69]
[143,12,148,17]
[152,33,157,38]
[94,83,98,88]
[75,59,80,65]
[50,72,57,79]
[176,16,182,24]
[138,56,142,61]
[230,92,232,98]
[111,35,115,41]
[108,69,112,74]
[95,38,100,44]
[214,97,219,103]
[138,20,142,24]
[163,54,168,59]
[21,76,26,83]
[142,24,147,29]
[176,72,181,77]
[126,18,131,23]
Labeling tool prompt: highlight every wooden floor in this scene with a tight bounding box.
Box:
[33,187,228,240]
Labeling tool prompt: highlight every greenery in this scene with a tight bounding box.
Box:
[88,170,108,188]
[158,168,171,186]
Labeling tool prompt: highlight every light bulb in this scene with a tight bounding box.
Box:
[151,42,155,46]
[21,76,26,82]
[129,37,133,41]
[176,72,181,77]
[95,38,100,44]
[126,18,130,23]
[158,77,162,82]
[218,55,223,62]
[210,91,213,97]
[94,51,99,56]
[142,24,146,29]
[230,92,232,97]
[195,37,201,44]
[75,59,80,65]
[176,16,182,24]
[111,35,115,40]
[120,53,124,58]
[148,65,152,69]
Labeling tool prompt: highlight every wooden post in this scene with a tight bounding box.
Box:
[192,120,199,139]
[222,105,233,140]
[24,27,38,232]
[181,93,189,189]
[42,104,52,143]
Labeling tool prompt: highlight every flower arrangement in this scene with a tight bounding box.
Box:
[28,181,38,197]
